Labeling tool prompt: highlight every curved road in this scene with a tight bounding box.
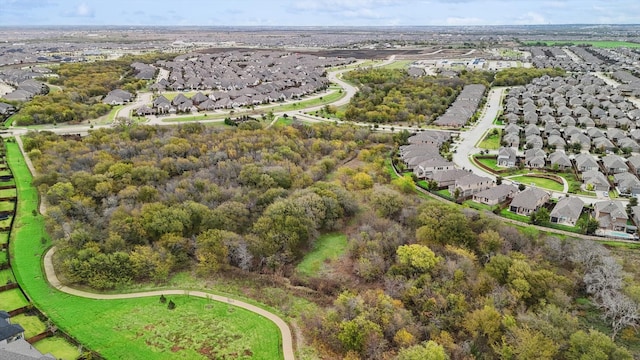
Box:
[43,248,295,360]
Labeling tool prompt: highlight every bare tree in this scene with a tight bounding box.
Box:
[599,290,640,340]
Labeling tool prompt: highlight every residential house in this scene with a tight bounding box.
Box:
[407,131,451,147]
[548,151,572,170]
[427,169,470,188]
[628,155,640,176]
[497,147,517,167]
[617,137,640,153]
[503,123,522,135]
[0,311,24,345]
[414,158,455,179]
[450,173,493,198]
[592,137,616,153]
[525,135,544,149]
[614,172,640,196]
[549,197,584,226]
[582,170,611,192]
[524,148,546,168]
[547,135,566,149]
[569,133,591,150]
[594,201,628,231]
[575,153,600,172]
[102,89,133,105]
[601,155,628,175]
[472,184,518,206]
[509,187,551,216]
[524,124,540,137]
[502,133,520,148]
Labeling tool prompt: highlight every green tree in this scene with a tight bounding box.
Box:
[397,341,449,360]
[195,229,234,275]
[396,244,441,275]
[530,207,550,225]
[337,316,383,354]
[567,329,632,360]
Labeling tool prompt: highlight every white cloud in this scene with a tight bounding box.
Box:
[514,12,547,25]
[445,17,485,25]
[62,2,94,18]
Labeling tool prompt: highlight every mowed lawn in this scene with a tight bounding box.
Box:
[297,233,348,277]
[7,142,283,360]
[510,175,564,192]
[0,268,15,283]
[0,287,29,310]
[478,129,502,150]
[12,313,47,338]
[34,336,81,360]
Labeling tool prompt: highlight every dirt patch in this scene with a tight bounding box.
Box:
[171,345,184,352]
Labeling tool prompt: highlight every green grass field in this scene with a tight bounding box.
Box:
[509,175,564,192]
[0,188,16,198]
[12,313,48,338]
[524,40,640,48]
[0,250,6,264]
[0,268,15,283]
[380,60,413,69]
[478,129,502,150]
[7,142,283,360]
[0,201,15,212]
[0,232,7,245]
[296,233,348,277]
[0,287,29,310]
[33,336,81,360]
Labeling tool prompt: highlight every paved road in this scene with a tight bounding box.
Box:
[452,87,504,181]
[42,248,295,360]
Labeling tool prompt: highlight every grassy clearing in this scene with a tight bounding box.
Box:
[297,233,348,277]
[0,232,7,245]
[500,208,531,223]
[0,287,29,310]
[0,250,6,264]
[0,187,16,197]
[509,175,563,192]
[274,117,293,126]
[525,40,640,48]
[7,142,283,360]
[380,60,413,69]
[0,268,15,283]
[33,336,81,360]
[12,313,48,338]
[478,129,502,150]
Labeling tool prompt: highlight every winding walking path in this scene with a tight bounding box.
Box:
[14,135,295,360]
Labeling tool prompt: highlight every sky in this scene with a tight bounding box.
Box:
[1,0,640,27]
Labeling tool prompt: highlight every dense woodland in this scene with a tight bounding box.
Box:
[11,54,172,126]
[25,121,639,359]
[342,67,564,126]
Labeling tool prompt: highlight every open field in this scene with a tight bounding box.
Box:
[0,232,7,245]
[12,313,47,338]
[33,336,81,360]
[475,157,501,171]
[0,201,15,212]
[380,60,413,69]
[0,287,29,310]
[509,175,564,192]
[7,142,283,360]
[524,40,640,48]
[296,233,348,277]
[0,188,16,198]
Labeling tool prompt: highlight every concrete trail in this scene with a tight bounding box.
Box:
[43,247,295,360]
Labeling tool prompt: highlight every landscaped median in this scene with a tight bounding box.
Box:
[7,140,287,360]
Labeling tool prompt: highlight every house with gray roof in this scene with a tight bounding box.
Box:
[472,184,518,206]
[549,197,584,226]
[614,172,640,196]
[524,124,540,137]
[502,133,520,148]
[582,170,610,192]
[617,137,640,153]
[548,151,572,170]
[524,148,546,168]
[525,135,543,149]
[0,311,24,346]
[414,158,455,179]
[427,169,470,188]
[547,134,566,149]
[592,137,616,153]
[594,201,628,231]
[509,187,550,216]
[450,173,493,198]
[601,154,628,174]
[627,155,640,176]
[575,153,600,172]
[497,147,517,167]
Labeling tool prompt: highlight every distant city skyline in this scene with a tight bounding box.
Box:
[1,0,639,27]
